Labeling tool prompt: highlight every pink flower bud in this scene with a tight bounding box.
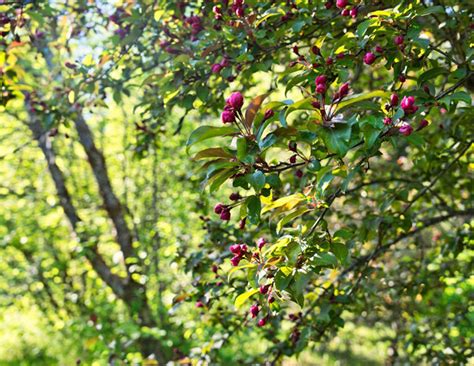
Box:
[383,117,392,125]
[336,0,348,9]
[394,35,404,46]
[195,301,204,308]
[257,318,267,327]
[221,110,236,123]
[363,52,376,65]
[250,304,259,318]
[211,63,223,74]
[240,244,248,252]
[341,8,350,16]
[227,92,244,110]
[257,237,266,249]
[399,122,413,136]
[259,285,270,294]
[400,96,418,115]
[349,7,358,18]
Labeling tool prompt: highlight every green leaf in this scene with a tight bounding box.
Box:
[209,169,235,193]
[417,5,444,16]
[331,242,349,264]
[262,194,305,214]
[186,125,237,150]
[418,67,448,86]
[234,288,259,309]
[288,271,311,307]
[193,148,233,160]
[246,195,261,224]
[317,125,352,157]
[312,252,338,267]
[277,207,310,234]
[247,170,266,192]
[236,137,247,161]
[274,267,293,291]
[335,90,389,113]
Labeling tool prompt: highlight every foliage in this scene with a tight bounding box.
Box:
[0,0,472,365]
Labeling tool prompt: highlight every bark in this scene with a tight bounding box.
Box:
[27,109,166,361]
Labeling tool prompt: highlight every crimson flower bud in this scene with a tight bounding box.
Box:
[288,141,297,152]
[230,255,241,266]
[390,93,399,106]
[312,100,321,109]
[336,52,345,59]
[383,117,392,125]
[226,92,244,110]
[349,7,358,18]
[212,264,218,273]
[363,52,376,65]
[295,169,303,178]
[211,63,223,74]
[257,237,266,249]
[65,62,77,69]
[195,301,204,308]
[240,244,248,253]
[257,318,267,327]
[326,57,334,65]
[230,244,241,254]
[221,110,235,123]
[311,45,320,55]
[229,192,241,201]
[399,122,413,136]
[214,203,225,214]
[419,119,429,129]
[235,6,244,17]
[398,74,406,82]
[341,8,350,16]
[239,218,246,230]
[375,45,383,53]
[394,35,404,46]
[234,0,244,6]
[333,92,340,101]
[213,6,222,15]
[316,83,326,94]
[250,304,259,318]
[268,295,275,303]
[220,209,231,221]
[336,0,348,9]
[289,154,297,164]
[339,82,350,96]
[423,85,430,94]
[292,45,299,55]
[315,75,327,85]
[259,285,270,294]
[264,109,274,120]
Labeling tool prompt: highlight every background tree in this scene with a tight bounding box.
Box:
[0,0,472,365]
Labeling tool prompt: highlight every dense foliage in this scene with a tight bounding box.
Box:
[0,0,472,365]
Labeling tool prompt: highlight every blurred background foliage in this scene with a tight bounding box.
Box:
[0,0,472,365]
